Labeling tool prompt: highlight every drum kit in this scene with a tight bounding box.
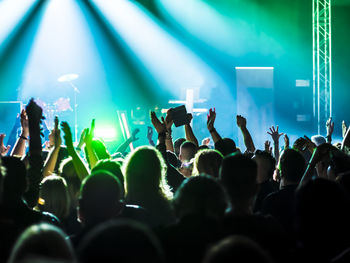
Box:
[35,73,79,143]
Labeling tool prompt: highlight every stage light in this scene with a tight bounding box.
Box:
[155,0,284,59]
[95,126,117,142]
[90,0,224,97]
[0,0,37,49]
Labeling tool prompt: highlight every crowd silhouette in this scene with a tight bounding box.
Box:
[0,99,350,263]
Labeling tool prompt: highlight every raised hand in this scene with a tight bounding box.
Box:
[164,108,174,131]
[61,121,74,149]
[0,134,11,156]
[207,108,216,131]
[83,119,95,145]
[77,128,88,149]
[53,116,61,148]
[150,111,166,134]
[147,126,154,139]
[20,109,29,137]
[25,99,44,155]
[202,137,211,146]
[264,140,272,154]
[186,113,193,125]
[342,121,348,139]
[236,115,247,128]
[284,134,290,149]
[131,128,140,142]
[267,125,284,143]
[326,117,334,140]
[25,98,43,125]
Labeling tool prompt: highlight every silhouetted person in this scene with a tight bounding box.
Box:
[192,149,223,178]
[124,146,175,227]
[202,235,272,263]
[215,138,237,156]
[8,223,75,263]
[158,175,228,263]
[72,170,151,248]
[220,153,289,263]
[36,175,70,222]
[78,220,164,263]
[261,149,306,236]
[0,156,58,262]
[252,150,278,212]
[295,178,350,263]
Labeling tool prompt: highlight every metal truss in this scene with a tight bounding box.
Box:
[313,0,332,134]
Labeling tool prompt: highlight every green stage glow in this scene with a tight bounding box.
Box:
[95,126,117,142]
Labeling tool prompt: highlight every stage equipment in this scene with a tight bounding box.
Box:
[57,73,79,143]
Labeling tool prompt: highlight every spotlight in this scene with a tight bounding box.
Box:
[95,126,117,142]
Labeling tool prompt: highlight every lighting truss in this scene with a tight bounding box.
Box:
[313,0,332,134]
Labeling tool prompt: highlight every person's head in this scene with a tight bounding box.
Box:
[2,156,27,201]
[198,145,210,151]
[215,138,236,156]
[38,175,70,220]
[311,135,326,146]
[220,153,258,211]
[78,220,164,263]
[59,157,81,207]
[203,235,272,263]
[123,146,172,202]
[166,151,181,168]
[328,148,350,180]
[179,141,197,163]
[78,171,124,226]
[252,150,276,184]
[192,149,223,178]
[84,139,111,167]
[172,174,228,220]
[8,223,75,263]
[279,149,306,186]
[295,178,350,260]
[91,159,125,197]
[173,138,186,157]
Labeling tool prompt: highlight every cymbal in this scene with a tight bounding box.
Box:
[57,73,79,82]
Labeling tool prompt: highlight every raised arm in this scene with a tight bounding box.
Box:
[42,116,61,177]
[7,114,21,155]
[207,108,222,143]
[326,117,334,143]
[115,128,140,154]
[75,128,88,155]
[162,108,175,153]
[300,143,334,185]
[236,115,255,153]
[83,119,99,169]
[284,134,290,150]
[23,99,44,208]
[0,134,11,157]
[267,125,284,162]
[61,121,89,180]
[184,113,199,147]
[342,121,347,139]
[11,110,29,157]
[342,124,350,151]
[147,126,155,146]
[151,111,184,192]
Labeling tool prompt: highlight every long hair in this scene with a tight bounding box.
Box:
[123,146,172,204]
[38,175,71,219]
